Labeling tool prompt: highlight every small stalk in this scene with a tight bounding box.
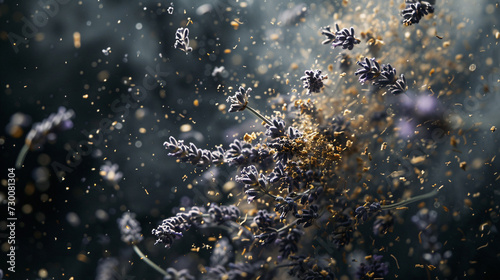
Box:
[133,245,167,276]
[247,106,273,126]
[381,189,439,210]
[15,144,30,169]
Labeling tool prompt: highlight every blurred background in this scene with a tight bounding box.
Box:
[1,0,499,279]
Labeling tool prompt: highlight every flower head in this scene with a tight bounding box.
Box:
[226,86,251,112]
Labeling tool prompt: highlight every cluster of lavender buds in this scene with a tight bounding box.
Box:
[117,212,143,244]
[24,106,75,149]
[321,24,360,50]
[99,161,123,185]
[226,86,250,112]
[355,57,407,94]
[288,255,336,280]
[142,2,456,279]
[152,207,203,248]
[401,0,435,26]
[356,255,389,280]
[164,136,224,167]
[174,27,193,53]
[16,106,75,168]
[355,202,382,222]
[300,69,326,94]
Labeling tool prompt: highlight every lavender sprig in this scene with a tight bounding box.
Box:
[16,106,75,168]
[226,86,273,126]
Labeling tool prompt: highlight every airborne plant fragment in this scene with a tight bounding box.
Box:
[174,27,193,53]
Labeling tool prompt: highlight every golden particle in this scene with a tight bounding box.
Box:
[180,124,192,132]
[230,21,239,30]
[193,99,199,107]
[460,161,467,171]
[490,126,496,132]
[73,32,81,48]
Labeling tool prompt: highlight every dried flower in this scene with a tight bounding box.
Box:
[226,86,251,112]
[355,57,381,84]
[100,161,123,185]
[300,69,326,94]
[331,24,360,50]
[401,1,435,26]
[174,27,193,53]
[356,255,389,280]
[387,74,407,95]
[117,212,143,244]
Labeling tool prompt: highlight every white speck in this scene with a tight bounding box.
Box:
[102,47,111,56]
[135,23,143,30]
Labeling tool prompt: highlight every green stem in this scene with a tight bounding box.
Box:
[247,106,273,126]
[15,144,30,169]
[381,189,439,210]
[133,245,167,276]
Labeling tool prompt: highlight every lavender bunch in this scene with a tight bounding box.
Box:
[300,69,326,94]
[16,106,75,168]
[152,207,203,248]
[401,0,435,26]
[356,58,407,94]
[322,24,360,50]
[164,136,224,167]
[356,255,389,280]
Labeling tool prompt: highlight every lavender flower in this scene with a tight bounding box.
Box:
[321,26,336,45]
[25,106,75,148]
[356,255,389,280]
[265,118,287,138]
[401,1,434,26]
[331,24,360,50]
[300,69,326,94]
[294,204,319,228]
[355,202,381,222]
[275,196,298,219]
[152,207,202,248]
[253,210,276,230]
[277,228,302,259]
[163,136,225,167]
[208,205,240,224]
[100,161,123,185]
[226,86,250,112]
[16,106,75,168]
[387,74,407,95]
[117,212,143,244]
[355,57,381,84]
[373,64,397,88]
[288,256,336,280]
[174,27,193,53]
